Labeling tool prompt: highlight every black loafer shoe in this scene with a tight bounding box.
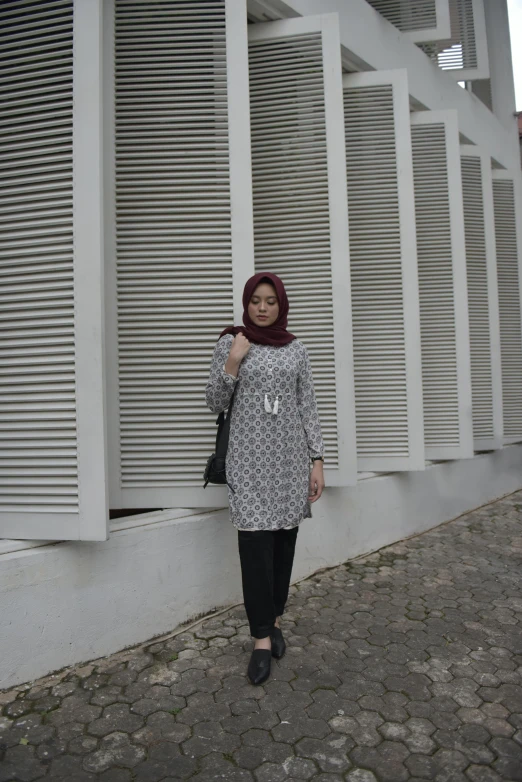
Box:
[271,627,286,660]
[247,649,272,685]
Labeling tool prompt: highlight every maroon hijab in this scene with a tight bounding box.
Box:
[219,272,296,347]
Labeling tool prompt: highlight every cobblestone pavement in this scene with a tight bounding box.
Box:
[2,493,522,782]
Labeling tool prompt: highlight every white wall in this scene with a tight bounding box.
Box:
[2,445,521,689]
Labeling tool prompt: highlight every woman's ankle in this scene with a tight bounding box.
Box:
[253,636,271,651]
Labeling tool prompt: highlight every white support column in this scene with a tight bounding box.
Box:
[481,0,519,156]
[73,0,109,539]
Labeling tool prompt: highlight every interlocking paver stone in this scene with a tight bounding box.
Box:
[82,731,146,773]
[3,491,522,779]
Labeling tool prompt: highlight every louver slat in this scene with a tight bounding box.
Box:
[365,0,451,43]
[0,0,108,540]
[410,112,473,460]
[343,70,424,472]
[492,173,522,444]
[109,0,254,508]
[248,15,356,486]
[419,0,489,81]
[460,147,502,450]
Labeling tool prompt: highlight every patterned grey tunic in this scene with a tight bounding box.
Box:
[206,335,324,531]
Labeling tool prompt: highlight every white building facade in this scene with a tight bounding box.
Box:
[1,0,522,688]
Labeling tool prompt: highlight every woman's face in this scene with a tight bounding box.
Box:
[248,283,279,327]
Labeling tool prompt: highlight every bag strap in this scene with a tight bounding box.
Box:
[226,383,237,416]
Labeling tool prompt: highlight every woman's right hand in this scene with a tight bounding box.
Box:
[225,334,251,376]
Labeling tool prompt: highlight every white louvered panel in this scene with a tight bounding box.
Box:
[0,1,77,515]
[0,0,107,539]
[342,71,424,471]
[410,115,473,460]
[461,156,492,443]
[112,0,254,506]
[460,152,502,449]
[492,175,522,444]
[366,0,437,31]
[248,15,357,485]
[412,124,458,450]
[115,0,232,489]
[420,0,488,81]
[365,0,451,42]
[345,86,406,460]
[438,0,476,70]
[250,33,336,468]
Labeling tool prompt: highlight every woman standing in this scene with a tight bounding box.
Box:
[206,272,325,685]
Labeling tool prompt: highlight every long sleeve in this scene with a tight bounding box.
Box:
[205,335,238,414]
[297,344,324,459]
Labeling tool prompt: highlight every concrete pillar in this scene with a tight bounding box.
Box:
[482,0,519,157]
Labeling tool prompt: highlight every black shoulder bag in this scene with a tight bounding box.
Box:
[203,386,236,489]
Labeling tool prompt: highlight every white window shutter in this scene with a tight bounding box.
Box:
[410,111,473,460]
[107,0,255,509]
[420,0,489,81]
[492,171,522,445]
[0,0,108,540]
[460,146,503,450]
[343,70,425,472]
[247,15,357,486]
[365,0,452,43]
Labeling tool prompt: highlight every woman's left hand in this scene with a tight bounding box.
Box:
[309,461,325,503]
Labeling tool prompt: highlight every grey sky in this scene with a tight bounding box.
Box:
[508,0,522,110]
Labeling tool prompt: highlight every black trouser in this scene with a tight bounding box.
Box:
[238,527,299,639]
